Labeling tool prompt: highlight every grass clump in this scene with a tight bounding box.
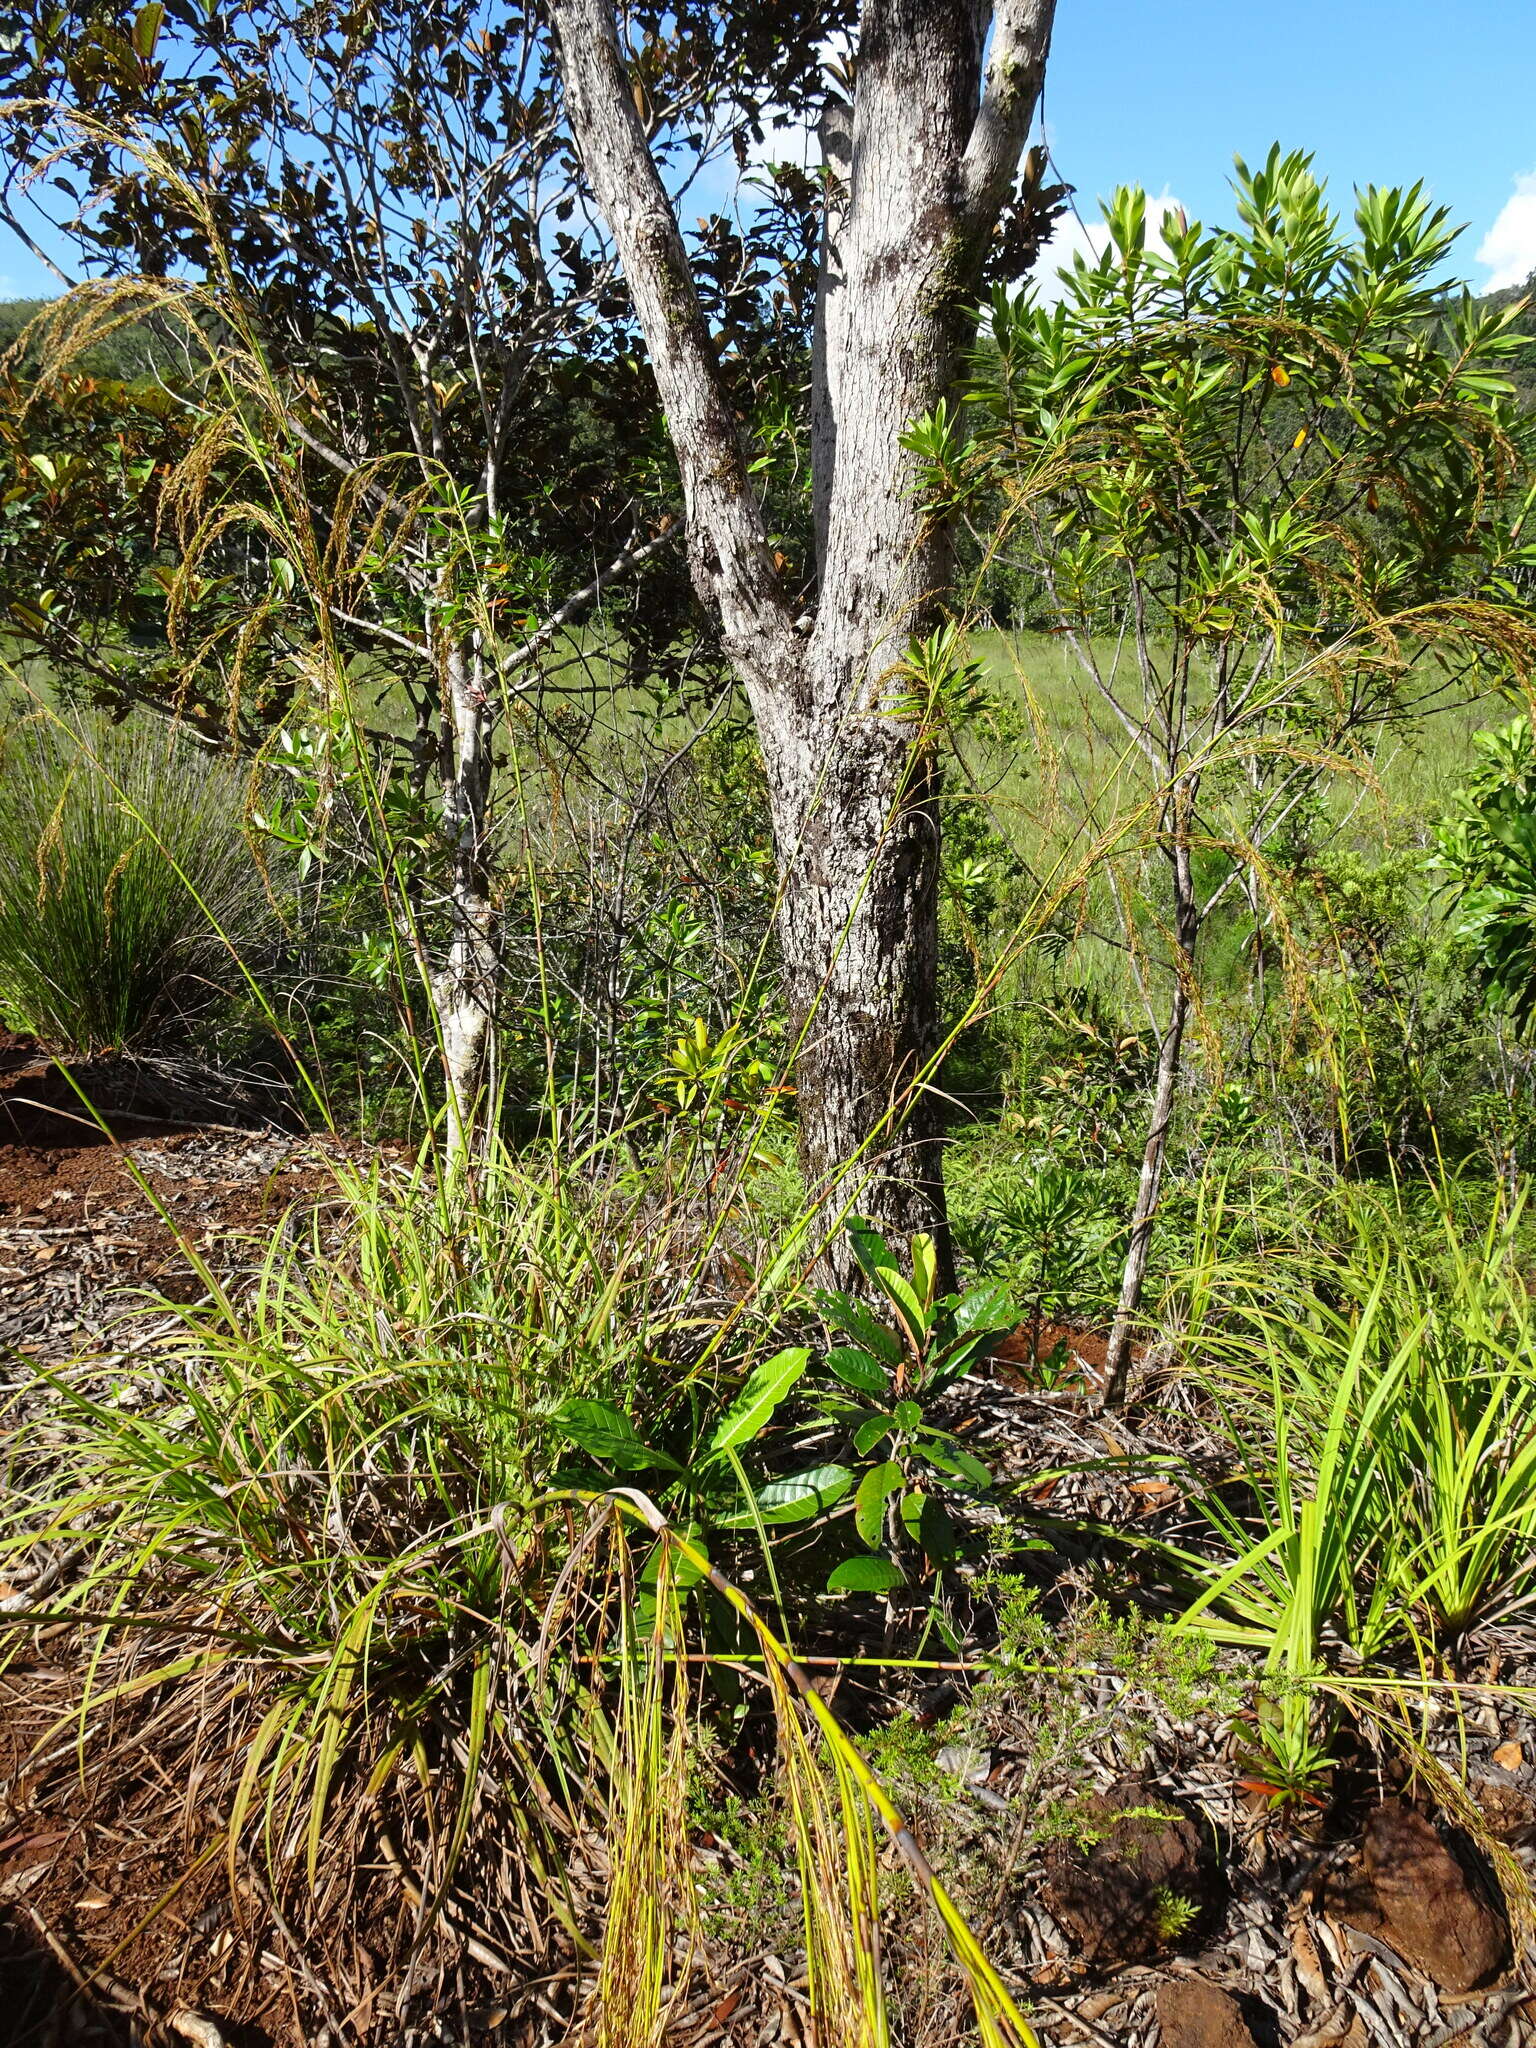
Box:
[0,712,273,1052]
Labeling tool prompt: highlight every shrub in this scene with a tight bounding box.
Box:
[0,713,273,1052]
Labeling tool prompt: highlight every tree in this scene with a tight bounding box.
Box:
[0,0,695,1155]
[948,150,1536,1400]
[546,0,1061,1272]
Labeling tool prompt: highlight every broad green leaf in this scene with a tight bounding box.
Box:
[724,1463,854,1527]
[853,1413,895,1455]
[892,1399,923,1431]
[910,1232,938,1310]
[854,1459,904,1546]
[554,1398,681,1474]
[132,2,164,58]
[846,1216,900,1279]
[873,1264,928,1342]
[824,1345,888,1395]
[919,1495,958,1562]
[827,1554,906,1594]
[707,1347,808,1460]
[951,1279,1019,1339]
[820,1294,904,1366]
[921,1439,993,1490]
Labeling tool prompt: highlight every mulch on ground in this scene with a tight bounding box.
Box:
[0,1038,372,1367]
[2,1045,1536,2043]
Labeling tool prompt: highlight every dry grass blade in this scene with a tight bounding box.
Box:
[595,1537,696,2048]
[592,1489,1040,2048]
[765,1647,887,2048]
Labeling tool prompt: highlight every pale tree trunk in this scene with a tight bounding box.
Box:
[1100,797,1200,1407]
[434,639,497,1169]
[549,0,1056,1271]
[414,535,675,1168]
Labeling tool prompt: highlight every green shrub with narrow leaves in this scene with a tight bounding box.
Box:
[0,714,274,1052]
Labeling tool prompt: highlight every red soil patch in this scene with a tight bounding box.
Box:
[0,1036,363,1362]
[989,1317,1146,1394]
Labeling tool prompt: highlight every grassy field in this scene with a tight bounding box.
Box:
[956,628,1498,1026]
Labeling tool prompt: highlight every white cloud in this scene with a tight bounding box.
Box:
[1477,173,1536,292]
[1031,192,1188,306]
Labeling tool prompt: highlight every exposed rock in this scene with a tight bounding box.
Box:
[1040,1773,1222,1969]
[1330,1800,1508,1994]
[1475,1766,1536,1845]
[1155,1979,1260,2048]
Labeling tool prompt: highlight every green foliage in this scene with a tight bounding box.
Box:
[801,1221,1018,1591]
[960,1155,1119,1340]
[0,714,275,1051]
[921,147,1536,1354]
[551,1219,1018,1601]
[1149,1884,1201,1943]
[1156,1191,1536,1794]
[1435,714,1536,1033]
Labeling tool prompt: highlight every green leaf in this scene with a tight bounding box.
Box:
[920,1495,958,1562]
[853,1413,895,1456]
[951,1279,1019,1340]
[892,1399,923,1431]
[640,1529,710,1594]
[724,1463,854,1527]
[910,1232,938,1310]
[553,1398,682,1475]
[819,1293,904,1366]
[824,1345,888,1395]
[872,1264,929,1342]
[921,1440,994,1490]
[854,1459,904,1546]
[132,2,164,59]
[706,1347,808,1460]
[846,1215,900,1279]
[827,1555,907,1594]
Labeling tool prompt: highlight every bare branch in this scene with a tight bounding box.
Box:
[498,527,680,675]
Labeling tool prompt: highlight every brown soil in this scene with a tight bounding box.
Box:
[0,1040,368,1365]
[989,1315,1148,1394]
[0,1046,402,2044]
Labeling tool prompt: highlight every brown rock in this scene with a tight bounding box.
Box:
[1350,1800,1507,1993]
[1040,1774,1221,1969]
[1156,1980,1259,2048]
[1477,1772,1536,1845]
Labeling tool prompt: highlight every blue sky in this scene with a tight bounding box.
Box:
[4,0,1536,300]
[1038,0,1536,293]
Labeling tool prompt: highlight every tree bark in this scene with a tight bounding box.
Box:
[434,639,497,1168]
[1100,799,1200,1407]
[549,0,1056,1268]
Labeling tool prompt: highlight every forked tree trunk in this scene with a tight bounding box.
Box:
[549,0,1056,1269]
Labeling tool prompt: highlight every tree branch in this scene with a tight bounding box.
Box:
[546,0,800,695]
[961,1,1057,234]
[498,527,679,675]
